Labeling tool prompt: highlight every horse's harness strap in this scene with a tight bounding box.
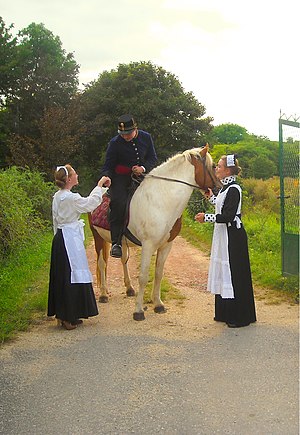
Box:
[144,174,201,190]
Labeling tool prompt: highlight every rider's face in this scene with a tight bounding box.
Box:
[120,129,137,141]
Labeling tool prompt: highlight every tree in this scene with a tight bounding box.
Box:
[7,22,79,138]
[212,123,248,144]
[8,98,84,179]
[248,155,277,179]
[0,18,18,165]
[0,17,18,104]
[210,135,279,179]
[80,61,213,167]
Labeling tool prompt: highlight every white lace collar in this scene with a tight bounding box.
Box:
[221,175,236,185]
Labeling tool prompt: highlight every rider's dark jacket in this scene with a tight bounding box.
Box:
[100,130,157,178]
[100,129,157,246]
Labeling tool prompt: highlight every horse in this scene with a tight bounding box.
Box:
[88,144,219,320]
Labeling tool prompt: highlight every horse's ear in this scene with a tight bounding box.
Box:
[200,143,209,157]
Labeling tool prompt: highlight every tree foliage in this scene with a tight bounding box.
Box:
[0,18,18,103]
[0,18,80,170]
[0,19,283,184]
[38,100,86,172]
[210,135,279,179]
[80,61,213,167]
[212,123,249,144]
[8,98,84,178]
[8,22,79,138]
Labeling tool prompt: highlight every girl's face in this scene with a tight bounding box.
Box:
[68,168,79,188]
[215,159,231,180]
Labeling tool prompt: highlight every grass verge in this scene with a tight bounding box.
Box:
[0,230,53,343]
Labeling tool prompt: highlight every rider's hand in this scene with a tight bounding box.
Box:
[132,165,144,175]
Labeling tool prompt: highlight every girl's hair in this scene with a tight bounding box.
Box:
[54,164,73,188]
[220,155,241,176]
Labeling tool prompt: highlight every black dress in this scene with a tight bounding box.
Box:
[47,230,98,323]
[214,222,257,326]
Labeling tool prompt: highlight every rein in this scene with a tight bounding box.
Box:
[144,155,216,191]
[144,174,202,190]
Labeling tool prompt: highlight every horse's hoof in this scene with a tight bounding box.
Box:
[99,295,109,303]
[126,287,135,297]
[133,311,145,321]
[154,305,167,314]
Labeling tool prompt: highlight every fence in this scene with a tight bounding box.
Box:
[279,114,299,276]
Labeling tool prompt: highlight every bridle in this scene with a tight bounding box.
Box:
[191,154,217,190]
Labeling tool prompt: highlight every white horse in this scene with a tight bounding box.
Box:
[89,145,219,320]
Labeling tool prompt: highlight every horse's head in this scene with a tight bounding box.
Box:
[188,144,221,191]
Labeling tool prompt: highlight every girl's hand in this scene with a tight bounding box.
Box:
[195,212,205,223]
[98,176,111,187]
[204,188,213,199]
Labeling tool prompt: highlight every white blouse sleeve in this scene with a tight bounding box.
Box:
[209,195,217,205]
[52,197,58,234]
[73,186,106,214]
[204,213,216,223]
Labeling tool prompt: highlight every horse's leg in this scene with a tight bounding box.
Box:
[133,243,154,321]
[121,243,135,297]
[90,224,110,303]
[98,240,110,303]
[152,241,173,313]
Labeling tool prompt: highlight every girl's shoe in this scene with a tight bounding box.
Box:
[61,320,77,330]
[72,319,83,325]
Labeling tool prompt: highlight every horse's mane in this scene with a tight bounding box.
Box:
[150,147,213,175]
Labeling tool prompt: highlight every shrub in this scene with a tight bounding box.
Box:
[6,166,55,222]
[0,167,55,260]
[243,177,280,214]
[186,189,214,218]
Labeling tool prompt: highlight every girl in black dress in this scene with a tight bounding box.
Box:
[195,155,256,328]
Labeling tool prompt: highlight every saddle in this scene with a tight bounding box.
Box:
[91,193,110,230]
[91,177,142,246]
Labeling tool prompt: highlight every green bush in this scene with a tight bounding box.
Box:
[186,189,214,218]
[0,167,55,260]
[6,166,55,222]
[243,177,280,213]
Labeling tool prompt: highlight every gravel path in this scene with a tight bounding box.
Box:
[0,236,298,435]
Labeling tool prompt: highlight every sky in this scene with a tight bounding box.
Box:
[1,0,299,140]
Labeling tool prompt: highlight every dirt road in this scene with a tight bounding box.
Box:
[0,236,298,434]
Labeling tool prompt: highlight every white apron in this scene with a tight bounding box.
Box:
[59,220,93,284]
[207,185,242,299]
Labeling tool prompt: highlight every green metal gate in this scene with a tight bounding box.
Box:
[279,114,299,276]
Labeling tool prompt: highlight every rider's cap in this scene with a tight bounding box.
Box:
[118,114,137,135]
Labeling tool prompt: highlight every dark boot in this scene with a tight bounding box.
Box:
[110,244,122,258]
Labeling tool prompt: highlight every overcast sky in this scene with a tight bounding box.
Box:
[1,0,299,140]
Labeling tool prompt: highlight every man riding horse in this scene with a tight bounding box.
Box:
[100,114,158,258]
